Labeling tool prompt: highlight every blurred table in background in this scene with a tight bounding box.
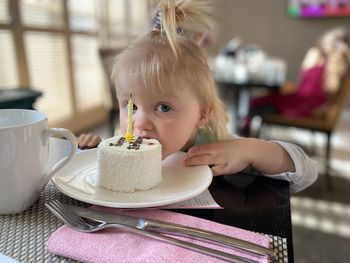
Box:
[216,80,279,134]
[0,88,42,110]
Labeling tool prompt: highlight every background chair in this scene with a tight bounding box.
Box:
[99,47,124,136]
[260,70,350,190]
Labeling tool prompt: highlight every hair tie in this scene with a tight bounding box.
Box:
[150,7,183,34]
[151,8,162,32]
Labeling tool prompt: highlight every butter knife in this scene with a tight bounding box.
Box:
[67,205,274,257]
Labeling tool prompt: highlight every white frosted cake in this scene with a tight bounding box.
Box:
[96,135,162,192]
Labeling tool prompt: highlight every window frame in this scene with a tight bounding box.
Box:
[0,0,154,132]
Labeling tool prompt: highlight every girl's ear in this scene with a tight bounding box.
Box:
[196,108,209,128]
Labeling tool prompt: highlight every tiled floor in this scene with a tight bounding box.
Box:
[88,104,350,263]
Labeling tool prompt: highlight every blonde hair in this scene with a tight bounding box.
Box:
[112,0,229,140]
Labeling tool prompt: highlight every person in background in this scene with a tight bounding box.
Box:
[241,27,350,136]
[78,0,317,193]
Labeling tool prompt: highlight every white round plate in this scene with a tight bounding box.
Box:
[51,149,212,208]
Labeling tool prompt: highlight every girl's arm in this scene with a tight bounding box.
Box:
[244,138,295,174]
[183,138,318,192]
[184,138,294,174]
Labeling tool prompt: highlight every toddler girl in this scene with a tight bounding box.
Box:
[79,0,317,193]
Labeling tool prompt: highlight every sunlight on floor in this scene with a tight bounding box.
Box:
[292,197,350,238]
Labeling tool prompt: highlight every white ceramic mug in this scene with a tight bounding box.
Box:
[0,109,77,214]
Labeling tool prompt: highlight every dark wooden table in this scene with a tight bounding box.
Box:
[177,173,293,262]
[0,87,42,109]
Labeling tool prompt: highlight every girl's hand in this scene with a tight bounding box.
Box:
[183,138,295,176]
[183,139,252,176]
[78,133,102,149]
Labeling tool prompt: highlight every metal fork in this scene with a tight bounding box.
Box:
[46,200,258,263]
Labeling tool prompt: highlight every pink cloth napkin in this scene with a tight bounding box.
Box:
[46,207,271,263]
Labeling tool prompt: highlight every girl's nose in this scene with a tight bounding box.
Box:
[133,110,153,134]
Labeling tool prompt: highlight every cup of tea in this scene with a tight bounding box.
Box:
[0,109,77,214]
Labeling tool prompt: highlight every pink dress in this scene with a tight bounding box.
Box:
[250,64,326,118]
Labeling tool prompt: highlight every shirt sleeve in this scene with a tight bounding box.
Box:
[267,140,318,193]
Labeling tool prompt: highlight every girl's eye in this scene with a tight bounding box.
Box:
[156,104,171,112]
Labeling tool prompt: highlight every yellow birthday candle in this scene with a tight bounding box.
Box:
[124,94,134,143]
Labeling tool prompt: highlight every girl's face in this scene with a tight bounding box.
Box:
[117,77,206,159]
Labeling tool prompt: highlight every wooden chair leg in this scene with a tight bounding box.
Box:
[310,130,316,155]
[325,132,332,191]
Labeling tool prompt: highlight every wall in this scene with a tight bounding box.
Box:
[208,0,350,81]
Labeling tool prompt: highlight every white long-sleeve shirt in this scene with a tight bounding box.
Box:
[269,141,318,193]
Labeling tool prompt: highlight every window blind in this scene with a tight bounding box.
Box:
[21,0,64,29]
[68,0,98,32]
[25,32,73,123]
[71,34,106,111]
[0,0,10,24]
[0,30,18,86]
[108,0,126,35]
[129,0,149,37]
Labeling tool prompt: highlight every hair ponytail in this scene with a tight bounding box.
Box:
[154,0,213,59]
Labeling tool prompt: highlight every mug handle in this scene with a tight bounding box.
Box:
[40,128,78,190]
